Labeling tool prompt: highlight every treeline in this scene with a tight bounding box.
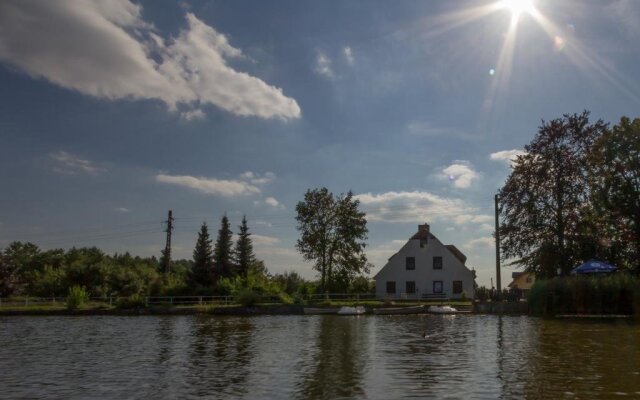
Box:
[499,112,640,278]
[0,214,373,302]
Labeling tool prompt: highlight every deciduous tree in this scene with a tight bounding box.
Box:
[295,188,368,292]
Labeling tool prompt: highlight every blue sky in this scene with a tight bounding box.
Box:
[1,0,639,288]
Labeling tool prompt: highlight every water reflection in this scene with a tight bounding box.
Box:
[297,316,369,399]
[1,315,639,399]
[187,316,255,398]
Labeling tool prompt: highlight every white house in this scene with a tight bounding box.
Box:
[374,224,475,300]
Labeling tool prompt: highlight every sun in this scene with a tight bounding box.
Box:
[498,0,536,18]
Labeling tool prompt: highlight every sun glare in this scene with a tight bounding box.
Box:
[499,0,535,19]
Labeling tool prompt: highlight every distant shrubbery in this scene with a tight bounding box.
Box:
[65,285,89,310]
[529,274,640,315]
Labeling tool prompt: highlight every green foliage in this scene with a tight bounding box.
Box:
[461,291,468,302]
[66,285,89,310]
[475,286,490,302]
[234,215,255,279]
[529,274,639,315]
[499,111,609,278]
[213,214,234,273]
[348,275,374,294]
[116,294,147,309]
[295,187,369,292]
[588,116,640,272]
[190,222,215,288]
[235,288,261,307]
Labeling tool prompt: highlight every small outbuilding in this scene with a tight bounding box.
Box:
[374,224,475,300]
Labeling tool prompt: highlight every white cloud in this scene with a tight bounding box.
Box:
[315,51,334,78]
[490,149,526,165]
[156,174,260,197]
[464,237,495,250]
[252,234,281,246]
[343,46,354,65]
[156,170,275,197]
[181,109,205,121]
[442,162,479,189]
[355,191,474,223]
[452,214,493,225]
[116,207,130,213]
[241,171,276,185]
[50,151,106,175]
[0,0,300,120]
[264,197,283,209]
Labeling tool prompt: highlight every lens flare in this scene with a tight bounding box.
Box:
[499,0,536,18]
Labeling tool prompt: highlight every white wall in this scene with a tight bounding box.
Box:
[374,236,475,300]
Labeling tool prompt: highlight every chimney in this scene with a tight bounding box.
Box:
[418,223,429,247]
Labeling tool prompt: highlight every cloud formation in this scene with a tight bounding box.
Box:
[442,162,478,189]
[50,151,106,175]
[343,46,354,65]
[155,171,276,197]
[264,197,283,208]
[0,0,300,120]
[355,191,479,223]
[464,236,495,250]
[490,149,526,165]
[315,51,334,78]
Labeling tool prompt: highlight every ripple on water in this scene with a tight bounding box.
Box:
[1,315,639,399]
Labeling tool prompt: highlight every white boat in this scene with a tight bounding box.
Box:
[373,305,425,315]
[337,306,366,315]
[427,305,458,314]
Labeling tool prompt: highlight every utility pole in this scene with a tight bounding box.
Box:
[494,194,501,300]
[161,210,174,274]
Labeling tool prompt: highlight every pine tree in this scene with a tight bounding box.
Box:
[189,222,214,288]
[234,215,255,279]
[214,214,234,274]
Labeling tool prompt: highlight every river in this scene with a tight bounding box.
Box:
[1,315,639,399]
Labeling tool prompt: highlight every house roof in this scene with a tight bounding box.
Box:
[445,245,467,265]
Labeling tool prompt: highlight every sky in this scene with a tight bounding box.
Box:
[1,0,639,288]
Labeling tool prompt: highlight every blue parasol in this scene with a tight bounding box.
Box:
[570,259,617,275]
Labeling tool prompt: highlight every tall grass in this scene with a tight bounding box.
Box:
[529,274,640,315]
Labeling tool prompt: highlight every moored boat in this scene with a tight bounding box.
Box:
[427,305,458,314]
[373,305,425,315]
[303,307,340,315]
[337,306,366,315]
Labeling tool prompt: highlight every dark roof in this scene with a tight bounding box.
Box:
[410,230,435,241]
[512,272,525,279]
[445,245,467,265]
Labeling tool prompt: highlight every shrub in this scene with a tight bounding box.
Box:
[461,291,468,302]
[116,294,147,309]
[66,285,89,310]
[235,289,261,307]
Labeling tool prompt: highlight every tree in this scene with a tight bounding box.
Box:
[295,188,369,292]
[189,222,215,288]
[234,215,255,279]
[498,111,608,278]
[588,116,640,271]
[214,214,234,275]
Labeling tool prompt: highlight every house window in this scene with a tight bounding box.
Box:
[386,281,396,294]
[406,257,415,270]
[433,256,443,270]
[453,281,463,294]
[406,281,416,294]
[526,276,532,283]
[433,281,443,294]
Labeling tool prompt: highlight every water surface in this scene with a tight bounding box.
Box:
[1,315,639,399]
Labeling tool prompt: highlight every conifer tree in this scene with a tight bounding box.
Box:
[214,214,234,273]
[234,215,255,279]
[189,222,214,287]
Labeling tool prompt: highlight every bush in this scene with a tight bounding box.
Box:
[529,274,639,315]
[116,294,147,309]
[235,289,261,307]
[66,285,89,310]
